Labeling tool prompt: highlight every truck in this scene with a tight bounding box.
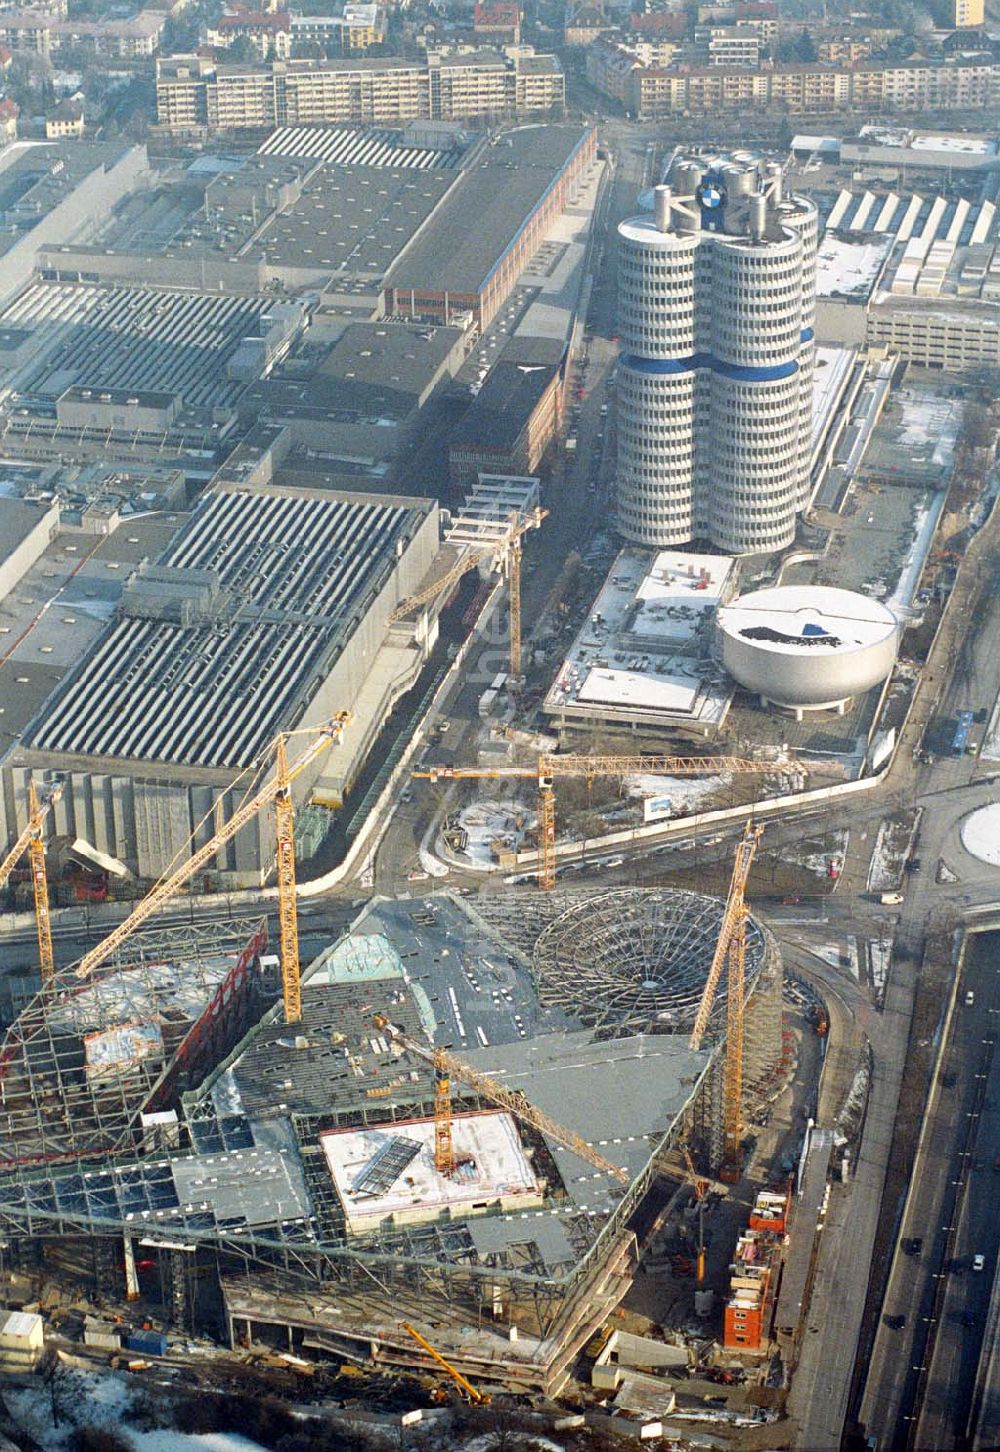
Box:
[952,710,974,757]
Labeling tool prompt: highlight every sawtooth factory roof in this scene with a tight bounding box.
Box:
[26,486,434,770]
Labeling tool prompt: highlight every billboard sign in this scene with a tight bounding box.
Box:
[643,794,674,823]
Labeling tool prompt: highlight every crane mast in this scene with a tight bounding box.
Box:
[0,780,62,982]
[73,716,350,1020]
[373,1014,629,1184]
[688,820,763,1179]
[387,507,546,682]
[273,734,302,1024]
[0,780,62,894]
[27,781,55,985]
[400,1321,489,1404]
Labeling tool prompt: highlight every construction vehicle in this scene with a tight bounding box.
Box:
[72,715,351,1025]
[388,507,546,683]
[414,754,775,889]
[689,821,763,1183]
[682,1145,709,1283]
[0,780,63,984]
[400,1321,490,1405]
[372,1013,629,1184]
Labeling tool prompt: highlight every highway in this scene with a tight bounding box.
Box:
[857,926,999,1450]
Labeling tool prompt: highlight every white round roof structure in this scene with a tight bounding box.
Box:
[717,585,898,708]
[961,804,1000,867]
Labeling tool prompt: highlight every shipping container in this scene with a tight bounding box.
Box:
[125,1330,167,1356]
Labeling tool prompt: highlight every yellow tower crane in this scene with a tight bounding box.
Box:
[387,507,547,683]
[0,780,63,984]
[73,715,350,1025]
[413,754,776,889]
[689,820,763,1181]
[372,1013,629,1184]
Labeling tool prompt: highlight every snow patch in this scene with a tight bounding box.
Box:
[418,844,450,878]
[625,773,729,809]
[868,937,892,1003]
[868,811,921,891]
[5,1369,267,1452]
[786,829,848,878]
[444,799,532,870]
[838,1056,871,1135]
[810,939,859,979]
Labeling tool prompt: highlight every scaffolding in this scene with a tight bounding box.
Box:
[0,918,270,1170]
[531,888,777,1040]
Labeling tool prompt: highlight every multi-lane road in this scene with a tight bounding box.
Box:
[858,924,999,1449]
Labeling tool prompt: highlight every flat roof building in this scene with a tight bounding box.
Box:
[322,1112,544,1234]
[156,49,564,136]
[449,346,564,488]
[544,547,737,736]
[0,140,149,306]
[388,122,596,329]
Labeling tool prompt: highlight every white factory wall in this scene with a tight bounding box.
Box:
[0,145,152,306]
[0,499,59,603]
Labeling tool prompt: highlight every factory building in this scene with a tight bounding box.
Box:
[0,141,150,308]
[387,122,596,330]
[0,497,60,603]
[543,547,737,737]
[614,154,816,556]
[805,162,1000,371]
[0,280,292,461]
[3,478,442,881]
[449,340,565,489]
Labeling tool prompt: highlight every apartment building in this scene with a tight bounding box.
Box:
[770,63,851,111]
[586,39,637,104]
[952,0,984,25]
[156,55,213,130]
[206,11,292,60]
[511,52,564,114]
[882,58,994,108]
[818,38,873,64]
[429,50,510,119]
[44,98,83,137]
[473,1,521,44]
[586,39,1000,118]
[283,58,429,124]
[695,25,761,66]
[156,48,563,132]
[0,12,50,54]
[0,8,163,56]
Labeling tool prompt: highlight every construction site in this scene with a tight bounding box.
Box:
[0,771,823,1422]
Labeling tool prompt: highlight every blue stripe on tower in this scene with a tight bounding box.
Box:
[621,353,799,383]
